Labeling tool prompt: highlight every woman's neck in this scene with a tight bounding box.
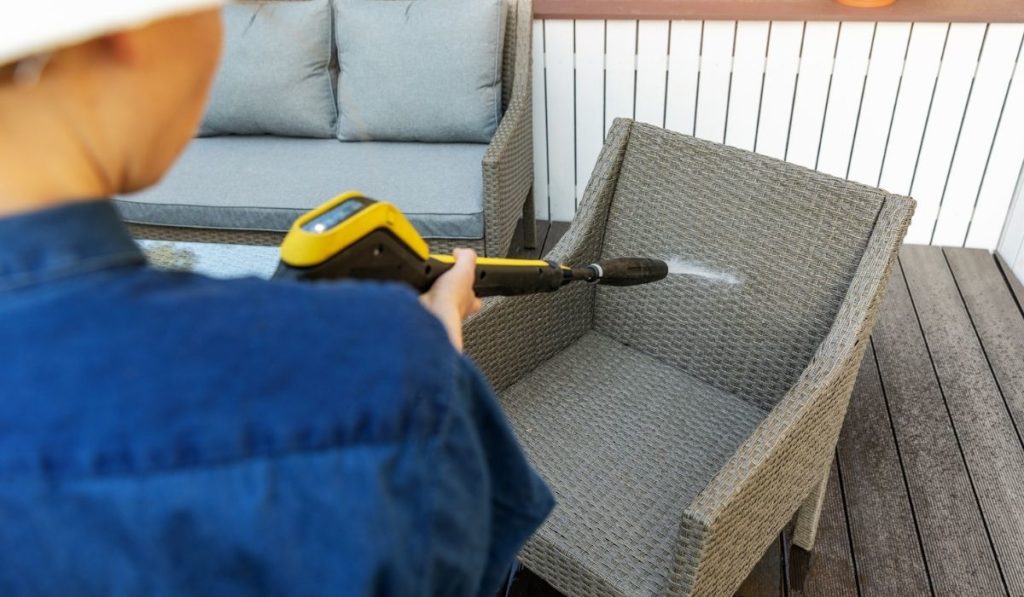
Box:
[0,88,116,218]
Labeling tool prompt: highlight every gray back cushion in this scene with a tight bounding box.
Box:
[593,124,885,411]
[200,0,336,138]
[334,0,505,143]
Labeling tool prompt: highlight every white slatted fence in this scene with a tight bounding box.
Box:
[531,18,1024,265]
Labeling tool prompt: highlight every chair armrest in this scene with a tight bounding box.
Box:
[463,285,594,392]
[481,0,534,257]
[465,118,635,389]
[669,194,915,596]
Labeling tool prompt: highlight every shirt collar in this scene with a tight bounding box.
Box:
[0,200,146,291]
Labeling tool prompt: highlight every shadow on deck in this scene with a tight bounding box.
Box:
[508,224,1024,597]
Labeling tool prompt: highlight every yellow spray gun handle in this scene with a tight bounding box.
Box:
[273,192,571,296]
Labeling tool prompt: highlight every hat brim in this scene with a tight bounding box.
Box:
[1,0,225,66]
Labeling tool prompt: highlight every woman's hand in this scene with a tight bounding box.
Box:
[419,248,481,351]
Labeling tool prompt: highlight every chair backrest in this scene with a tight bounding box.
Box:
[593,121,894,411]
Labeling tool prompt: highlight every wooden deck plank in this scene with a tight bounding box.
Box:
[735,537,783,597]
[901,244,1024,595]
[835,348,930,596]
[541,221,571,258]
[509,219,552,260]
[870,253,1005,595]
[791,462,858,597]
[945,248,1024,450]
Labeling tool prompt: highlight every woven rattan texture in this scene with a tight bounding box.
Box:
[595,122,887,412]
[503,332,767,596]
[126,0,533,258]
[127,224,285,246]
[464,121,630,392]
[128,224,487,255]
[675,196,912,596]
[482,0,535,256]
[464,119,914,597]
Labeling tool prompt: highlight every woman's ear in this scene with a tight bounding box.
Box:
[97,31,145,67]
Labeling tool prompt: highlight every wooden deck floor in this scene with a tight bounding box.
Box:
[508,223,1024,597]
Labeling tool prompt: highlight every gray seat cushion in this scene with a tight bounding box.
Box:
[500,332,766,596]
[116,137,488,239]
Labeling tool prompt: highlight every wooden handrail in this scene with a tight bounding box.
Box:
[534,0,1024,23]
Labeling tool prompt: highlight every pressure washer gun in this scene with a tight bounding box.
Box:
[272,191,668,296]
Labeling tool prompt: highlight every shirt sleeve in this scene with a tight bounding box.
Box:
[0,282,555,597]
[424,356,555,597]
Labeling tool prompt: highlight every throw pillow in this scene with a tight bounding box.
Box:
[200,0,337,138]
[334,0,506,143]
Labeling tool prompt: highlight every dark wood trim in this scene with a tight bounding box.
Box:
[534,0,1024,23]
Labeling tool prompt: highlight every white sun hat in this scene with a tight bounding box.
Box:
[1,0,226,66]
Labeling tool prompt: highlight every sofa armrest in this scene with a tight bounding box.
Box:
[667,194,914,596]
[480,0,534,257]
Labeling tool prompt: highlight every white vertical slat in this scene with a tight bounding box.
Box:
[725,21,769,151]
[605,21,637,134]
[846,23,911,186]
[635,21,670,126]
[1011,167,1024,276]
[878,23,948,195]
[756,21,804,159]
[906,23,987,244]
[1014,211,1024,278]
[543,20,576,221]
[531,20,550,220]
[1000,169,1024,271]
[934,24,1024,247]
[973,49,1024,249]
[574,21,605,204]
[786,22,839,169]
[664,20,702,134]
[695,21,736,143]
[817,23,875,178]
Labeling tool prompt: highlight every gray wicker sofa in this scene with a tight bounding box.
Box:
[119,0,535,258]
[465,119,914,596]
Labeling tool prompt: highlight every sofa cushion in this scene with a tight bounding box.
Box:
[334,0,505,143]
[116,137,488,239]
[199,0,336,138]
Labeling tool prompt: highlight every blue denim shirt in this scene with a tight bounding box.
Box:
[0,201,553,596]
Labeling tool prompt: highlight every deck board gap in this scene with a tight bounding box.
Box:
[833,455,864,597]
[869,337,937,597]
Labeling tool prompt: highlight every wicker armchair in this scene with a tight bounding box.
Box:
[127,0,535,257]
[464,119,914,596]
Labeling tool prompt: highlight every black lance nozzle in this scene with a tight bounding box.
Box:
[568,257,669,287]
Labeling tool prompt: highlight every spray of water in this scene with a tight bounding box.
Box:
[663,258,742,285]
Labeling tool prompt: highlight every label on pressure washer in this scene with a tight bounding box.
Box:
[302,197,369,233]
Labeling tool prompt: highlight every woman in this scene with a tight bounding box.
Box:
[0,3,552,595]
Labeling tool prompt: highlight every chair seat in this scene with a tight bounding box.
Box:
[115,136,488,239]
[501,332,767,596]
